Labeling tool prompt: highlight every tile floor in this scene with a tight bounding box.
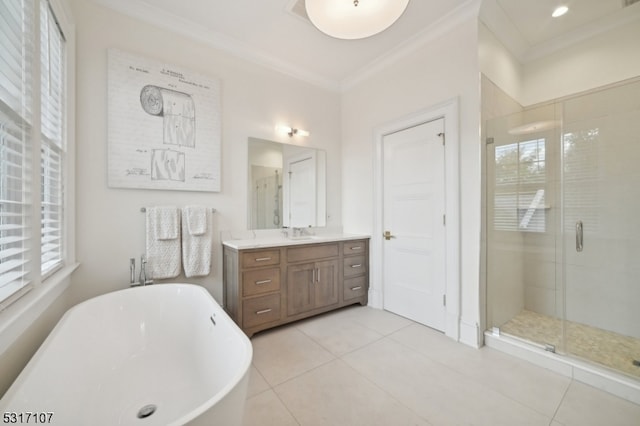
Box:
[242,305,640,426]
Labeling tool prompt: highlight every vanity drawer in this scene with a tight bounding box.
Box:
[242,267,280,297]
[344,276,367,301]
[287,243,339,263]
[343,255,366,278]
[242,249,280,268]
[243,294,281,328]
[342,240,366,256]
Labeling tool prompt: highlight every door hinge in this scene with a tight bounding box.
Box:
[443,214,446,226]
[443,294,446,306]
[438,132,445,146]
[486,137,494,145]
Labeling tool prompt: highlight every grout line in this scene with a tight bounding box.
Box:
[337,337,435,425]
[550,379,572,424]
[271,387,303,426]
[388,323,566,421]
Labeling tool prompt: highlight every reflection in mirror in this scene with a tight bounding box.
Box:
[248,138,326,230]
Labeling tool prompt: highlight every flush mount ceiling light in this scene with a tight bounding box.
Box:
[552,5,569,18]
[305,0,410,40]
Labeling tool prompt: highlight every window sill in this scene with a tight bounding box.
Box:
[0,263,79,356]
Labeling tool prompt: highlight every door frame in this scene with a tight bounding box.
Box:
[371,98,460,341]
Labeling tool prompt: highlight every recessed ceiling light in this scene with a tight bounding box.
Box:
[552,6,569,18]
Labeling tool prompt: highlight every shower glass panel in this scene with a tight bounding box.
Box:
[561,80,640,377]
[485,103,563,352]
[485,78,640,379]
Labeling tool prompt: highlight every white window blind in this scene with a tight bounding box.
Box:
[0,0,66,304]
[493,138,546,232]
[0,0,34,303]
[40,0,64,277]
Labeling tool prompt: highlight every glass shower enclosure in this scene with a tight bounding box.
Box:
[485,78,640,379]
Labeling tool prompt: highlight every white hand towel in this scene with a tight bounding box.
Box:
[146,206,181,279]
[181,206,212,277]
[151,205,179,240]
[184,205,208,235]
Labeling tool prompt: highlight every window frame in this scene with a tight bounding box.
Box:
[0,0,75,316]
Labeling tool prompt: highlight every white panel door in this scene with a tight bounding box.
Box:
[382,118,446,331]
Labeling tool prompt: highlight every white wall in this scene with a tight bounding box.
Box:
[522,20,640,106]
[68,0,342,306]
[478,23,523,104]
[341,14,482,345]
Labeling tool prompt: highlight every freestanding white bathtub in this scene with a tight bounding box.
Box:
[0,284,253,425]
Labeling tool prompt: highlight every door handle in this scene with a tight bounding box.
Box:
[576,220,583,252]
[383,230,396,240]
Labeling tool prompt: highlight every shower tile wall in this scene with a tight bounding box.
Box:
[562,82,640,340]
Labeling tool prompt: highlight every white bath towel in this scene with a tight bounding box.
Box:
[181,206,212,277]
[146,206,181,279]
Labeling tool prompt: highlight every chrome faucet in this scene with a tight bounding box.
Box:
[130,258,136,285]
[131,255,153,286]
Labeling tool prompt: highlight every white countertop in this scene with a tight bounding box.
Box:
[222,233,370,250]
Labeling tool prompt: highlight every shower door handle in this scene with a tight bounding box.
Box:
[576,220,584,252]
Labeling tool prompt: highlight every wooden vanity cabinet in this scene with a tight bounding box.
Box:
[287,259,339,316]
[223,238,369,337]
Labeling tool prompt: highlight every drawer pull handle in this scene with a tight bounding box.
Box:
[255,279,272,285]
[350,286,362,291]
[350,246,362,250]
[255,257,271,262]
[350,264,362,268]
[256,308,273,315]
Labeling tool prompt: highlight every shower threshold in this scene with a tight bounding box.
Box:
[485,323,640,405]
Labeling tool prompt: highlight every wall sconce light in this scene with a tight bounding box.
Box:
[276,125,310,137]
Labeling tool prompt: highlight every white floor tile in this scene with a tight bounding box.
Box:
[554,381,640,426]
[246,365,270,398]
[242,307,640,426]
[295,312,383,356]
[338,305,414,335]
[343,338,552,426]
[391,324,571,417]
[274,359,431,426]
[243,390,299,426]
[251,326,335,386]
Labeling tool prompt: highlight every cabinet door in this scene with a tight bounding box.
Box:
[315,259,339,308]
[287,262,315,315]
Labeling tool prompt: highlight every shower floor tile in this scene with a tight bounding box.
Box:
[500,310,640,378]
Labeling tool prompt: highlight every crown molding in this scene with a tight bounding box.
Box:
[340,0,482,92]
[523,2,640,62]
[92,0,342,92]
[480,0,640,64]
[478,0,529,62]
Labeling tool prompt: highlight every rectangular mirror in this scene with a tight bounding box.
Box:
[248,137,326,230]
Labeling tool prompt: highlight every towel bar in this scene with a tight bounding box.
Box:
[140,207,217,213]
